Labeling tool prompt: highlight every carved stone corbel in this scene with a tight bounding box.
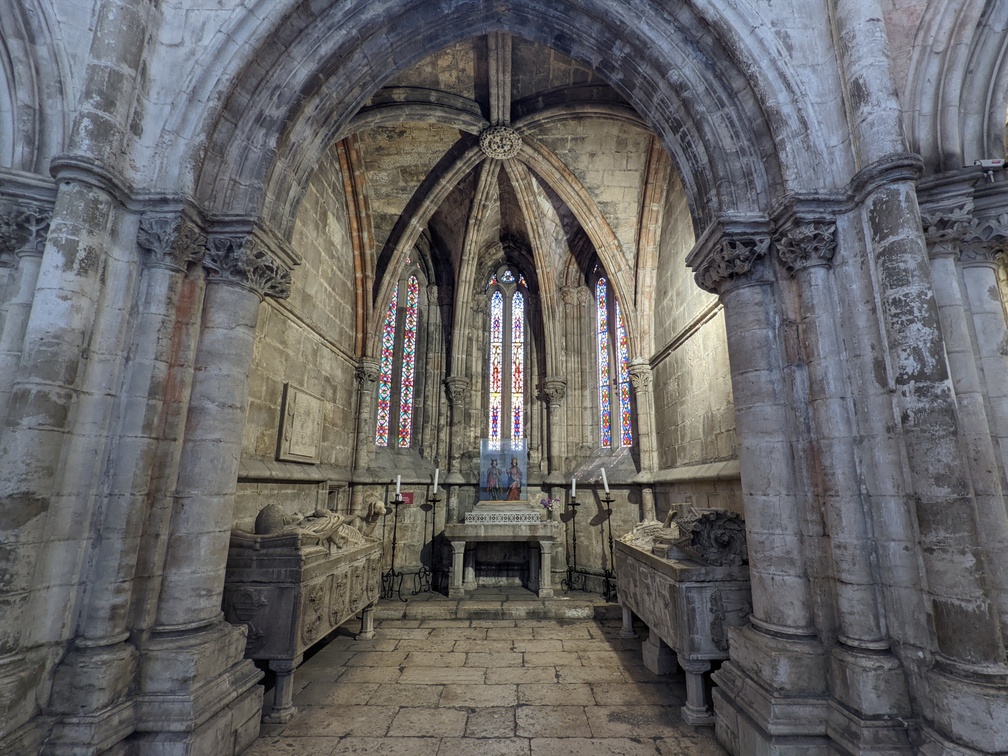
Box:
[687,229,772,294]
[204,235,291,299]
[775,219,837,275]
[137,213,205,272]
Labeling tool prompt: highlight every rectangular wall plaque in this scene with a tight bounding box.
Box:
[277,383,324,463]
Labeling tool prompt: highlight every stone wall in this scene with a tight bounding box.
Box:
[652,172,739,510]
[236,146,359,525]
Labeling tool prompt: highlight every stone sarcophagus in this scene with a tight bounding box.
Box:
[223,503,383,723]
[615,506,751,726]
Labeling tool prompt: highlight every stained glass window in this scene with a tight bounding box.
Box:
[511,291,524,440]
[487,268,526,449]
[597,276,633,448]
[375,284,399,446]
[489,290,504,449]
[597,278,612,447]
[616,300,632,446]
[397,276,419,447]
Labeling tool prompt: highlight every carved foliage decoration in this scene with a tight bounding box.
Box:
[541,377,567,406]
[692,234,771,293]
[628,362,653,391]
[961,213,1008,265]
[137,214,206,271]
[0,203,50,257]
[300,579,329,647]
[205,235,291,299]
[775,220,837,275]
[920,205,971,256]
[666,506,748,566]
[227,588,269,655]
[479,125,522,160]
[355,358,381,387]
[444,376,470,405]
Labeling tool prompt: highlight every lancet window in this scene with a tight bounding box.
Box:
[375,261,425,448]
[486,267,528,450]
[596,276,632,447]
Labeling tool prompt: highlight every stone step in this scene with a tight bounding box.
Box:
[374,591,621,622]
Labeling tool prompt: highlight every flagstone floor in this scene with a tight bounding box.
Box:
[246,593,727,756]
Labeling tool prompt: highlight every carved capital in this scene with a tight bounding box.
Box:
[690,233,771,294]
[775,220,836,275]
[355,358,380,387]
[921,205,972,258]
[444,376,470,405]
[204,235,291,299]
[0,203,50,258]
[541,377,567,406]
[559,286,582,306]
[137,214,205,271]
[961,213,1008,267]
[628,361,653,391]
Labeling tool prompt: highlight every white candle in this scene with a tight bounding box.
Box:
[396,475,401,496]
[571,477,576,498]
[433,468,439,492]
[601,467,609,494]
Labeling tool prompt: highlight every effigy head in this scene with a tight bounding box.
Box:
[254,503,288,534]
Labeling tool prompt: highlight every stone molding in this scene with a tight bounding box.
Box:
[541,377,567,406]
[354,358,380,387]
[479,125,521,160]
[775,219,837,275]
[0,203,50,258]
[687,229,772,294]
[137,213,206,272]
[444,376,470,405]
[849,152,925,202]
[204,235,291,300]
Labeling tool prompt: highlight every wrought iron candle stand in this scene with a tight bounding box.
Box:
[602,492,617,602]
[381,494,406,602]
[561,496,591,593]
[413,490,441,595]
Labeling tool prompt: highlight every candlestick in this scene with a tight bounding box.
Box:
[433,468,439,492]
[396,475,401,495]
[601,467,609,493]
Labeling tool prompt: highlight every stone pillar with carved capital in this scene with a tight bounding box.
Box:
[688,226,827,751]
[777,213,911,739]
[137,231,290,753]
[542,376,567,484]
[353,357,381,473]
[444,376,470,522]
[922,205,1008,643]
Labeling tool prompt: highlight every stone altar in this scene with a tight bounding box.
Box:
[615,506,751,725]
[223,503,383,722]
[444,503,561,598]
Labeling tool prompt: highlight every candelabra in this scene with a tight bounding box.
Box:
[561,496,590,593]
[602,492,617,602]
[381,495,406,602]
[413,490,441,594]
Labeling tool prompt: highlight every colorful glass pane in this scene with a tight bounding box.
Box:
[489,290,504,448]
[616,301,633,446]
[597,278,611,447]
[512,291,524,440]
[397,276,419,447]
[375,284,398,446]
[501,269,515,283]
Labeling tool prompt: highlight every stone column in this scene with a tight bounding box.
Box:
[538,540,554,598]
[449,540,466,599]
[0,204,48,425]
[542,376,566,484]
[777,215,910,743]
[350,357,380,514]
[560,285,589,463]
[444,376,470,523]
[921,206,1008,642]
[688,226,827,748]
[47,212,206,749]
[629,360,658,523]
[136,233,290,754]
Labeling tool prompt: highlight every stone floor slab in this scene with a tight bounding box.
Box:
[435,737,531,756]
[388,707,468,738]
[518,683,595,706]
[403,651,467,667]
[465,707,517,737]
[398,666,487,685]
[515,705,592,738]
[243,736,343,756]
[530,737,665,755]
[440,683,517,707]
[332,736,442,755]
[283,704,398,737]
[486,666,559,685]
[465,651,523,667]
[368,683,445,707]
[585,705,687,738]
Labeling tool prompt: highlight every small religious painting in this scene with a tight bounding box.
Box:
[400,492,415,506]
[480,439,527,502]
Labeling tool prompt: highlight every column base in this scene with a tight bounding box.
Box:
[924,660,1008,753]
[133,621,263,756]
[45,639,139,754]
[711,624,830,755]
